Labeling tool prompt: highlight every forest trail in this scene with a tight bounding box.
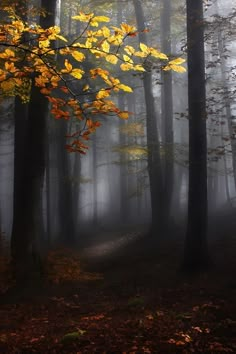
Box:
[80,225,148,261]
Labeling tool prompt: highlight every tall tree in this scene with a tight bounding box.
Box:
[11,0,57,282]
[133,0,164,236]
[57,120,76,244]
[160,0,174,227]
[183,0,209,270]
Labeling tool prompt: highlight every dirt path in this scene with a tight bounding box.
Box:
[80,226,147,261]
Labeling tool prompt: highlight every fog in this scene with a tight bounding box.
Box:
[0,1,235,236]
[0,0,236,352]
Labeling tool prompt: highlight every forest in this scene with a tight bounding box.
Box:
[0,0,235,353]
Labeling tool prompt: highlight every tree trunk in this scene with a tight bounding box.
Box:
[92,133,98,227]
[11,0,57,283]
[217,23,236,193]
[133,0,164,236]
[57,120,76,245]
[72,129,81,233]
[183,0,209,271]
[160,0,174,227]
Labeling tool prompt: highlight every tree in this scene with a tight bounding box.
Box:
[10,0,57,283]
[133,0,164,236]
[183,0,209,271]
[160,0,174,227]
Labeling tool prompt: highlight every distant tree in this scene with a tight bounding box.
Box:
[160,0,174,227]
[133,0,164,236]
[133,0,185,235]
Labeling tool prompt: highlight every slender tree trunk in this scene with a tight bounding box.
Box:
[92,133,98,227]
[118,93,128,224]
[183,0,209,271]
[217,27,236,193]
[133,0,164,236]
[57,120,76,245]
[160,0,174,227]
[45,120,51,246]
[72,129,81,232]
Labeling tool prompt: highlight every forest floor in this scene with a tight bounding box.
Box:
[0,220,236,353]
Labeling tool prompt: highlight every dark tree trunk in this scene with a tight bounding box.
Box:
[11,0,57,283]
[118,93,128,224]
[133,0,164,236]
[217,25,236,192]
[45,120,51,246]
[57,120,76,245]
[160,0,174,227]
[72,128,81,232]
[92,133,98,227]
[11,89,48,282]
[183,0,209,271]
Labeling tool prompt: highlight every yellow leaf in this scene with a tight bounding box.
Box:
[50,75,60,87]
[11,20,25,32]
[5,61,16,73]
[96,89,110,99]
[90,68,109,81]
[101,26,110,37]
[123,54,133,63]
[124,45,135,56]
[140,42,148,53]
[169,57,186,65]
[72,12,94,22]
[90,49,105,58]
[150,48,168,60]
[105,54,118,64]
[39,39,50,48]
[133,51,146,58]
[0,49,15,59]
[71,51,85,62]
[163,65,171,71]
[117,84,133,92]
[134,64,145,72]
[120,63,133,71]
[91,16,110,27]
[55,34,67,42]
[71,68,84,79]
[108,34,123,46]
[101,40,110,53]
[0,69,6,81]
[61,59,72,73]
[118,111,129,119]
[60,47,72,55]
[120,23,136,34]
[169,64,186,73]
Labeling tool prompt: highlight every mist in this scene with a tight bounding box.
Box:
[0,0,235,353]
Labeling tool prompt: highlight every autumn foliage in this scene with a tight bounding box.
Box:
[0,6,186,152]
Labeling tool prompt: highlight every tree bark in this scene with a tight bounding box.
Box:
[57,120,76,245]
[11,0,57,283]
[183,0,209,271]
[160,0,174,227]
[133,0,164,236]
